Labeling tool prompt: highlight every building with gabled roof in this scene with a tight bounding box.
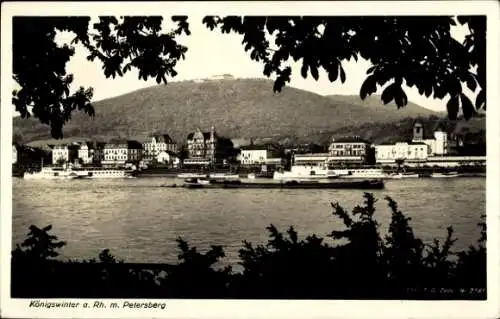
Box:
[328,136,373,164]
[184,126,235,165]
[103,139,143,165]
[412,120,448,155]
[143,134,178,162]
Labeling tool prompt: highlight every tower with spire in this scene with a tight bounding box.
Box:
[210,125,215,142]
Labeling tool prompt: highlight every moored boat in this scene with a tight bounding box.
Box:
[273,165,339,181]
[177,173,208,178]
[23,167,79,180]
[332,168,390,179]
[74,168,134,179]
[431,171,460,178]
[208,173,240,180]
[23,163,135,180]
[389,172,420,179]
[167,179,384,190]
[184,177,212,187]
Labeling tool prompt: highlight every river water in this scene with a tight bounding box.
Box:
[12,177,485,267]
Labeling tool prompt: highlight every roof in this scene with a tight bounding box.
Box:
[331,137,372,144]
[187,131,214,140]
[377,142,395,146]
[377,140,428,146]
[240,145,268,151]
[149,134,175,143]
[408,141,428,145]
[52,144,68,149]
[294,153,330,157]
[105,140,143,149]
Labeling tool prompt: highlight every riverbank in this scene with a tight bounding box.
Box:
[13,163,485,179]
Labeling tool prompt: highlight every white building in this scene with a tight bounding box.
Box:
[375,142,429,164]
[239,144,280,165]
[293,153,329,166]
[12,145,18,164]
[77,142,93,164]
[156,150,180,166]
[412,121,448,155]
[103,140,143,165]
[328,137,372,163]
[240,147,268,165]
[52,145,69,165]
[143,135,177,162]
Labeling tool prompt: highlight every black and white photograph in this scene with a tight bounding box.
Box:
[1,1,499,318]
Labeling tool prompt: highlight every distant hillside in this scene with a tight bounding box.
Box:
[326,94,448,115]
[312,115,486,146]
[14,78,442,145]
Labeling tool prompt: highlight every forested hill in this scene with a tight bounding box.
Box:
[309,115,486,146]
[15,78,443,145]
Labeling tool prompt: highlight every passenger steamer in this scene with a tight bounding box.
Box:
[273,165,389,181]
[273,165,339,181]
[23,162,135,180]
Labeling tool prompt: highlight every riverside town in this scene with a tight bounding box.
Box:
[13,119,485,186]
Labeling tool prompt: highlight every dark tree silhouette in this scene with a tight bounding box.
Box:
[13,16,485,139]
[203,16,485,120]
[13,16,189,138]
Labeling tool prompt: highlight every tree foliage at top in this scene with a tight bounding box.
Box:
[13,16,189,138]
[13,16,485,139]
[203,16,485,119]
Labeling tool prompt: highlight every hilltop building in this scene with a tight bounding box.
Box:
[143,134,178,163]
[184,126,235,165]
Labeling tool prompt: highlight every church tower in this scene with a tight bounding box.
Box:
[210,125,215,141]
[413,121,424,141]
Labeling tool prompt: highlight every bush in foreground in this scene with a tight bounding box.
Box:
[11,193,486,299]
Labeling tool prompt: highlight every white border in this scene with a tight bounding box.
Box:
[1,1,499,318]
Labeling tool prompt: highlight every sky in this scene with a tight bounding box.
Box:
[49,16,473,113]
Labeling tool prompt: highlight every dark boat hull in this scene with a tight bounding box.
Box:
[167,180,384,190]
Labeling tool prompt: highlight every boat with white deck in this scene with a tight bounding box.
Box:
[273,165,339,181]
[431,171,460,178]
[177,173,208,178]
[23,161,135,179]
[330,168,389,179]
[389,172,420,179]
[24,167,79,180]
[208,173,240,180]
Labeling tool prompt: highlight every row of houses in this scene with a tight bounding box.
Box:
[17,126,238,167]
[13,121,486,168]
[291,121,485,167]
[50,139,167,166]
